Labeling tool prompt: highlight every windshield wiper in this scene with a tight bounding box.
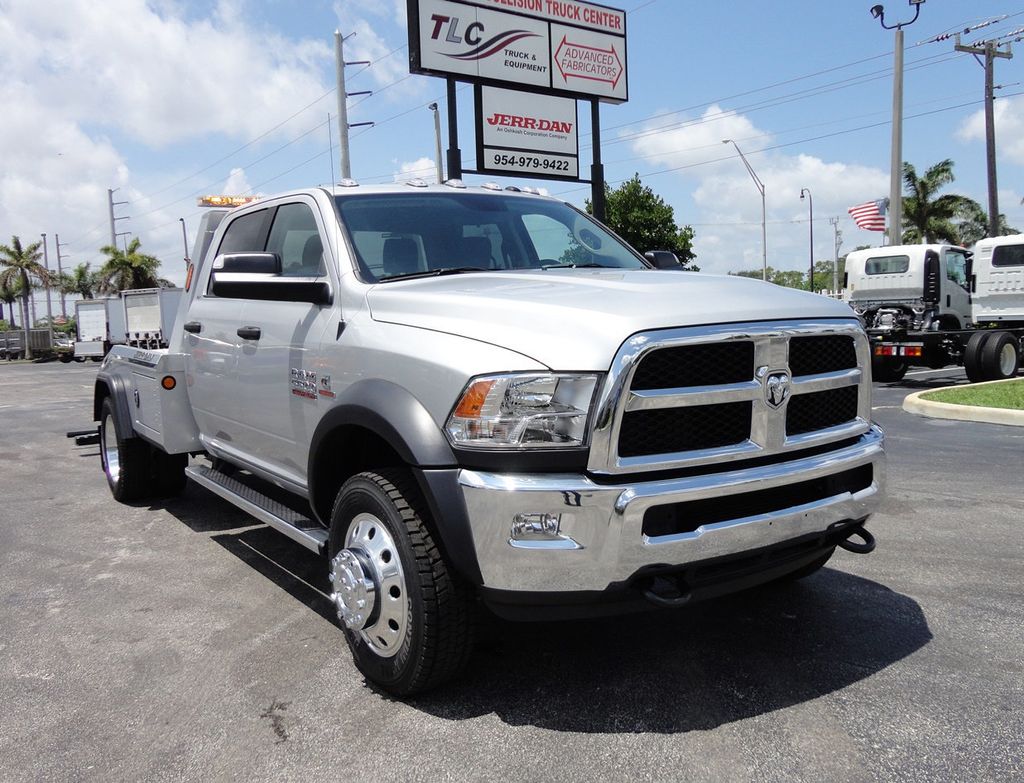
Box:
[539,262,613,270]
[380,266,487,282]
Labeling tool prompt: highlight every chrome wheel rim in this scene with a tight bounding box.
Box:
[999,343,1017,376]
[101,414,120,486]
[330,512,408,658]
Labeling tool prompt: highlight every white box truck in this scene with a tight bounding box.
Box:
[122,288,183,349]
[73,297,126,360]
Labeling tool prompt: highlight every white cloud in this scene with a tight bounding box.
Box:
[393,157,440,183]
[0,0,340,290]
[957,95,1024,165]
[222,168,252,195]
[625,106,889,275]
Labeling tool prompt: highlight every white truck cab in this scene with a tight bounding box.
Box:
[843,244,972,331]
[971,234,1024,324]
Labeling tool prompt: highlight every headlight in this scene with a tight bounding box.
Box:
[446,373,599,449]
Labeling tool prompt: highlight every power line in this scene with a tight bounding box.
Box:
[552,93,1022,197]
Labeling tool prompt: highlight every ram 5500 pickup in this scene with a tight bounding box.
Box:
[92,182,885,695]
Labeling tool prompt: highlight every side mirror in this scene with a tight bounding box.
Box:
[966,256,976,293]
[212,252,281,274]
[210,252,332,305]
[644,250,683,270]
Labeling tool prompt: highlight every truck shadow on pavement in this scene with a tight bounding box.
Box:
[164,489,932,734]
[419,570,932,733]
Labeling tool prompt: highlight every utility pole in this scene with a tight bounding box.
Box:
[871,1,926,247]
[334,31,372,180]
[108,188,129,248]
[40,233,53,329]
[55,233,68,318]
[829,217,842,295]
[955,35,1013,238]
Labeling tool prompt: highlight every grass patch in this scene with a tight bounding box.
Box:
[920,378,1024,410]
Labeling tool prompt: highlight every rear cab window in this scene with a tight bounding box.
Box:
[865,255,910,275]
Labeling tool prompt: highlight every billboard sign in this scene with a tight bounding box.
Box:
[408,0,627,103]
[475,85,579,180]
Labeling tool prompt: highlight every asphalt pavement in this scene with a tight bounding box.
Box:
[0,361,1021,782]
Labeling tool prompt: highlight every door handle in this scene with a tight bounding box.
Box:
[237,326,262,340]
[183,321,202,334]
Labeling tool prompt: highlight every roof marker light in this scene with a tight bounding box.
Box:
[443,179,467,189]
[338,178,360,188]
[406,178,429,188]
[482,182,502,191]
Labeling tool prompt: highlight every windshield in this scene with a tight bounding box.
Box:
[334,192,647,282]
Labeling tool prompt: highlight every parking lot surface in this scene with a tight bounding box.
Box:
[1,362,1022,782]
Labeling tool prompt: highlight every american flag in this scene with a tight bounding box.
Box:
[848,198,888,232]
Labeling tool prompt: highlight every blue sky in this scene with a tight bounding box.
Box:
[3,0,1023,289]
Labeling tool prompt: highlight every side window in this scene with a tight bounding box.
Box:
[992,244,1024,267]
[945,251,968,287]
[266,203,325,277]
[216,209,270,255]
[521,213,586,266]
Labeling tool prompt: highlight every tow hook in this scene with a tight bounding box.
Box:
[838,526,876,554]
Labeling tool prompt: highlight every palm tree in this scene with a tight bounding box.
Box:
[0,277,20,327]
[97,237,166,293]
[954,202,1019,247]
[0,236,51,357]
[901,159,981,244]
[60,262,100,299]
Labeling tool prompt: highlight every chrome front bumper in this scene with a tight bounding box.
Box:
[458,426,884,593]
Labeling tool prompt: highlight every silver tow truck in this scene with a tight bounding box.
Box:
[89,182,885,695]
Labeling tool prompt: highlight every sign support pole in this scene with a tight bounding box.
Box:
[590,100,606,223]
[446,78,462,180]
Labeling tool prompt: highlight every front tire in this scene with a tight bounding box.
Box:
[328,470,473,696]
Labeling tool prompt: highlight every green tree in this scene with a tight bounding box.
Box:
[0,236,51,357]
[587,174,699,270]
[954,202,1019,246]
[97,237,167,293]
[811,258,846,294]
[901,159,981,244]
[732,266,805,289]
[60,262,101,299]
[0,276,21,328]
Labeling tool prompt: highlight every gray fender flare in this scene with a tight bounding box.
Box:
[308,380,483,584]
[94,371,136,441]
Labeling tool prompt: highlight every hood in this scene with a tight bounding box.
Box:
[366,269,858,369]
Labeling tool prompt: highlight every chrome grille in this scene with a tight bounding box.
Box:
[588,319,872,475]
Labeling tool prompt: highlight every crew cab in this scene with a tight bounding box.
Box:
[91,182,885,694]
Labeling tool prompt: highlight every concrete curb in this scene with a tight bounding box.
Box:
[903,377,1024,426]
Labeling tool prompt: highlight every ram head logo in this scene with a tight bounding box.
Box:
[764,371,791,409]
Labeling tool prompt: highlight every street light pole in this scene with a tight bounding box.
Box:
[871,0,926,246]
[723,139,767,281]
[800,189,814,291]
[428,103,444,183]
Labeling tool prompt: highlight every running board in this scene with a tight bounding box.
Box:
[185,465,328,554]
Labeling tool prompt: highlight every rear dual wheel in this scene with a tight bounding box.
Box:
[964,331,1020,383]
[99,397,186,502]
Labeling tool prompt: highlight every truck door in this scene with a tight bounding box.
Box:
[183,206,273,460]
[942,248,971,327]
[231,198,338,487]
